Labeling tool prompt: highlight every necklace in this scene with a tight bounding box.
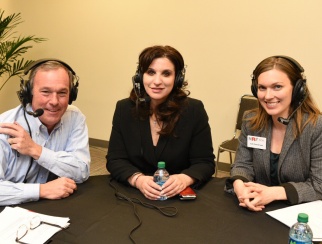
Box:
[150,116,160,145]
[153,119,157,127]
[150,115,161,130]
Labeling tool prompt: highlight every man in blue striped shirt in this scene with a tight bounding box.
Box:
[0,59,90,206]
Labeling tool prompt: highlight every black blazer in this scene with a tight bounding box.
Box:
[106,98,215,186]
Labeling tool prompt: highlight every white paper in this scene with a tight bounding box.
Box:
[266,200,322,242]
[0,206,70,244]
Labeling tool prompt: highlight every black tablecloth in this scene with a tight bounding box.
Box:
[0,176,290,244]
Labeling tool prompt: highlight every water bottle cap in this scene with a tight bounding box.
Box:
[297,213,309,223]
[158,161,166,168]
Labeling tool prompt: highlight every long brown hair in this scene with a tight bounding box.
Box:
[248,56,320,137]
[130,45,190,136]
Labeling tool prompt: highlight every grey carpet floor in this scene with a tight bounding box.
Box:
[89,146,109,176]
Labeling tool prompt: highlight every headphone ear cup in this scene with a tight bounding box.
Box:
[292,79,306,106]
[175,74,184,88]
[69,83,78,105]
[133,69,143,86]
[251,77,258,98]
[175,69,185,89]
[17,79,32,107]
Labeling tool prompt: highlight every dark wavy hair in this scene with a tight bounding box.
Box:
[130,45,190,136]
[248,56,320,137]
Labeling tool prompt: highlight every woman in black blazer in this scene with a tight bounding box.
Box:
[226,56,322,211]
[106,45,215,200]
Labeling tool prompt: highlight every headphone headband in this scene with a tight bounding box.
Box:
[272,55,304,73]
[24,58,76,76]
[250,55,307,107]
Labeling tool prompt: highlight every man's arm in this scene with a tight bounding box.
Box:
[36,108,90,183]
[1,107,90,183]
[0,181,40,206]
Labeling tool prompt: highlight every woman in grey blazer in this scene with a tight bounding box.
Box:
[226,56,322,211]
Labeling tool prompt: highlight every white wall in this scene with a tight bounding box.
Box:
[1,1,322,164]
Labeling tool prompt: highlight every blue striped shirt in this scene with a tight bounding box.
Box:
[0,104,90,206]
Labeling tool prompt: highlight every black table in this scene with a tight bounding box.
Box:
[0,176,290,244]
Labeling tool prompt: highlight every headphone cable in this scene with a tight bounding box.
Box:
[22,110,34,183]
[109,178,178,243]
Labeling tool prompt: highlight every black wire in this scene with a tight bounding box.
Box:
[109,178,178,243]
[23,110,33,183]
[23,110,32,138]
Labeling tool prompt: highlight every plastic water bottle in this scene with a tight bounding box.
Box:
[153,161,170,200]
[288,213,313,244]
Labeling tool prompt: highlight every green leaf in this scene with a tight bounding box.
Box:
[0,9,47,92]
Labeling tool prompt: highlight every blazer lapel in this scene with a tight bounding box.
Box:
[155,135,169,160]
[139,118,170,163]
[278,120,296,171]
[261,119,296,183]
[261,121,272,182]
[139,119,157,165]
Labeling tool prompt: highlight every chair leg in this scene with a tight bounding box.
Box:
[229,152,232,164]
[215,148,221,177]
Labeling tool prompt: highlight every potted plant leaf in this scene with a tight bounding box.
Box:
[0,9,46,92]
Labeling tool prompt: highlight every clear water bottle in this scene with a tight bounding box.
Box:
[153,161,170,200]
[288,213,313,244]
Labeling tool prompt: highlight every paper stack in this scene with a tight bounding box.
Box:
[0,206,70,244]
[266,200,322,242]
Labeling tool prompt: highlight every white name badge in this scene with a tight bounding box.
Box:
[247,135,266,150]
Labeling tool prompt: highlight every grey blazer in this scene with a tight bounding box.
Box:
[227,113,322,204]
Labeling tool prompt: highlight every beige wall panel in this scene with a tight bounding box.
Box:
[1,1,322,164]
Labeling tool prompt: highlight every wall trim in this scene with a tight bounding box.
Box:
[88,139,230,173]
[89,138,109,148]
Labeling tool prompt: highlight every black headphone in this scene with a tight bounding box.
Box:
[132,65,186,92]
[17,58,79,107]
[251,55,307,107]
